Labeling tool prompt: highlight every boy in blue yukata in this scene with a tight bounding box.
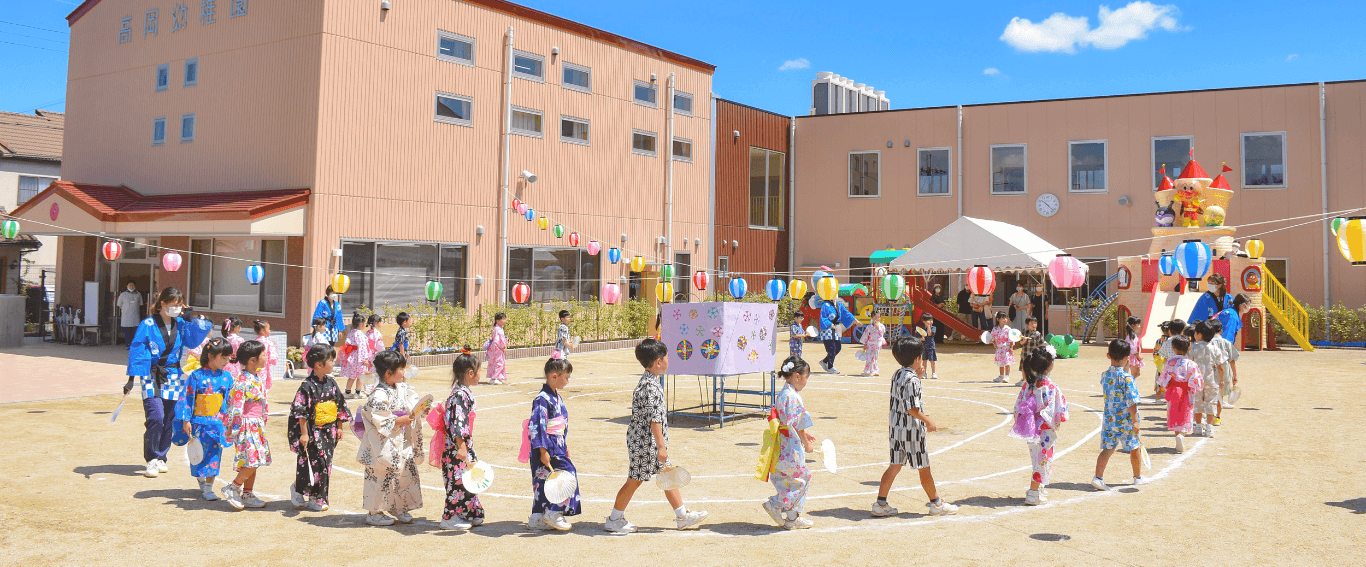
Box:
[1092,339,1146,491]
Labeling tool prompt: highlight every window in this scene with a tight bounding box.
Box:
[674,91,693,115]
[1264,258,1288,288]
[155,63,169,91]
[341,240,469,312]
[17,176,55,205]
[183,58,198,87]
[1068,140,1107,193]
[672,138,692,162]
[1152,136,1192,190]
[991,144,1027,194]
[673,252,692,302]
[152,117,166,145]
[632,130,657,156]
[717,256,729,279]
[186,238,286,313]
[917,148,951,196]
[633,80,657,107]
[507,246,599,302]
[749,147,785,228]
[1242,132,1286,188]
[512,50,544,81]
[510,107,543,137]
[434,92,472,126]
[437,31,474,65]
[180,113,196,143]
[561,62,591,92]
[849,151,879,197]
[560,116,589,145]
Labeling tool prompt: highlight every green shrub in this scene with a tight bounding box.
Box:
[358,298,659,353]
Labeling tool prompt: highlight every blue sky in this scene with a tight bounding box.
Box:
[2,0,1364,116]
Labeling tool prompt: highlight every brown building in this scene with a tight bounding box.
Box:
[711,99,792,285]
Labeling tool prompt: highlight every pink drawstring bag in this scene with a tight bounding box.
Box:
[518,419,532,463]
[426,408,445,467]
[1011,393,1040,441]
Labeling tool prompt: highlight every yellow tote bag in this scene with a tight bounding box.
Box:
[754,417,780,482]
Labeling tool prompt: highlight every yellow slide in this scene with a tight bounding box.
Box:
[1262,271,1315,352]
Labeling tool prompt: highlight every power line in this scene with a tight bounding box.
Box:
[0,30,69,44]
[0,39,68,54]
[0,20,69,34]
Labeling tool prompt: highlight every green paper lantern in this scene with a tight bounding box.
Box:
[659,264,675,281]
[553,224,565,238]
[1,219,18,240]
[880,274,905,300]
[425,280,443,302]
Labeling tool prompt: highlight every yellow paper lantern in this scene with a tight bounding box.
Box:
[630,255,645,272]
[1339,217,1366,265]
[788,279,807,300]
[537,217,549,230]
[331,273,351,294]
[816,275,840,301]
[655,281,674,303]
[1245,238,1264,260]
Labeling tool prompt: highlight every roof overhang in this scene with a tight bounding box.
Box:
[8,181,310,237]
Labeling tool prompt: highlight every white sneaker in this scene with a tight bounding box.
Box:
[470,516,484,527]
[156,460,169,473]
[393,512,413,524]
[927,499,959,516]
[931,373,939,380]
[221,483,245,509]
[860,371,871,377]
[1175,434,1185,454]
[761,500,785,526]
[527,514,549,530]
[1132,476,1148,486]
[603,516,637,533]
[993,376,1007,383]
[543,511,572,531]
[200,480,219,501]
[144,460,159,478]
[818,360,830,373]
[1091,477,1111,492]
[440,517,473,530]
[675,509,707,529]
[290,483,307,508]
[829,367,840,375]
[307,500,328,512]
[1204,425,1215,439]
[1025,489,1045,506]
[241,492,267,508]
[784,516,814,530]
[366,513,395,526]
[871,501,899,517]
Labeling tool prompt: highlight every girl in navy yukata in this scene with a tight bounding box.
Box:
[527,357,580,531]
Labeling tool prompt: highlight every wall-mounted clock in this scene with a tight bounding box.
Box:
[1036,193,1060,217]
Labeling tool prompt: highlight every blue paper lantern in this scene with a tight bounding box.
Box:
[608,247,621,264]
[1175,239,1211,290]
[525,208,535,221]
[1158,249,1176,276]
[245,265,265,285]
[810,270,829,292]
[728,277,748,299]
[765,278,786,301]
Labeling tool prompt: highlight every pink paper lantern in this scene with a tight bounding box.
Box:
[586,240,601,255]
[601,283,622,304]
[160,251,183,272]
[1048,254,1088,289]
[966,265,995,295]
[516,203,528,216]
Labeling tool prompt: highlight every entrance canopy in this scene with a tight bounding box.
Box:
[9,181,310,237]
[887,216,1065,273]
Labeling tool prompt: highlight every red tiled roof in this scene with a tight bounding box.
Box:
[0,110,63,162]
[10,181,310,222]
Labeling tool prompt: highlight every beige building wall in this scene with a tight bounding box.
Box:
[794,81,1366,310]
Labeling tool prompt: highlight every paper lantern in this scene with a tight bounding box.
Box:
[511,281,531,304]
[692,271,708,291]
[553,224,565,238]
[512,198,521,211]
[568,232,579,246]
[1332,217,1345,236]
[788,279,807,300]
[881,274,905,300]
[245,265,265,285]
[1048,254,1087,289]
[966,265,994,296]
[601,283,621,304]
[160,251,182,272]
[656,281,674,303]
[728,277,748,299]
[630,255,645,272]
[1,219,18,239]
[425,281,443,302]
[1339,217,1366,265]
[517,203,529,216]
[765,278,786,301]
[1175,239,1212,290]
[816,275,839,302]
[538,217,550,230]
[331,273,351,294]
[659,264,675,281]
[1158,249,1177,276]
[608,247,621,264]
[1245,239,1264,260]
[586,240,600,255]
[102,241,123,261]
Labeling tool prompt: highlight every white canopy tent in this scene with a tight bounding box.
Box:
[887,216,1067,274]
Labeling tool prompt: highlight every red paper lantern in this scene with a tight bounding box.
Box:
[966,265,995,295]
[692,271,708,291]
[102,241,122,261]
[511,281,531,304]
[1048,254,1087,289]
[568,232,580,247]
[512,198,521,211]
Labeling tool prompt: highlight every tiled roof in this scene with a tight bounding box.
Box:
[0,110,64,162]
[9,181,310,222]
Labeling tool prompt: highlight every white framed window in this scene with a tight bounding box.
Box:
[672,138,693,162]
[632,129,657,156]
[849,151,879,197]
[17,176,55,206]
[434,92,472,126]
[510,107,543,137]
[437,31,474,65]
[633,80,657,107]
[1068,140,1107,193]
[560,115,589,145]
[1151,136,1192,190]
[717,256,729,279]
[1242,131,1286,188]
[155,63,169,91]
[917,147,951,196]
[187,237,287,314]
[180,113,196,143]
[749,147,785,229]
[674,91,693,115]
[183,58,198,87]
[990,144,1027,195]
[561,62,591,93]
[152,117,166,145]
[512,50,544,81]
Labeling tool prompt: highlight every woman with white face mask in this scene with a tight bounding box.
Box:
[1009,284,1032,331]
[311,284,347,344]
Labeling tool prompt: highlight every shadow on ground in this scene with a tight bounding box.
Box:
[1325,498,1366,514]
[74,464,146,479]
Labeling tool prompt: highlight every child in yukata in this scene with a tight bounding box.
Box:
[1188,321,1226,439]
[604,339,709,533]
[1091,340,1146,492]
[179,338,235,501]
[789,311,806,359]
[391,312,412,359]
[991,313,1016,383]
[763,356,818,530]
[1206,319,1239,425]
[916,312,940,380]
[1157,336,1202,454]
[357,350,427,526]
[860,311,887,377]
[528,358,580,531]
[222,316,245,382]
[341,313,374,399]
[553,310,573,360]
[366,314,385,368]
[440,350,484,531]
[251,320,278,391]
[288,344,351,512]
[485,312,508,385]
[1012,346,1069,506]
[222,340,272,510]
[1156,319,1186,398]
[303,317,332,349]
[872,337,959,518]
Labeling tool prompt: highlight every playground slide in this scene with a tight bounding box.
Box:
[1138,289,1204,352]
[907,286,983,340]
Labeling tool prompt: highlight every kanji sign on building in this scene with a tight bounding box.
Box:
[118,17,132,43]
[171,2,188,32]
[144,9,158,37]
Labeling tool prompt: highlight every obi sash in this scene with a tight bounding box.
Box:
[1165,380,1193,405]
[193,393,224,417]
[545,415,567,436]
[241,399,267,420]
[315,401,338,425]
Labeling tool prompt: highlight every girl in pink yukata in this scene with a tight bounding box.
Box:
[1124,316,1144,380]
[366,314,384,371]
[861,311,887,376]
[339,313,374,399]
[252,320,278,390]
[485,312,508,385]
[221,340,271,510]
[991,313,1016,383]
[1156,335,1203,454]
[1010,346,1068,506]
[222,317,246,382]
[763,356,818,530]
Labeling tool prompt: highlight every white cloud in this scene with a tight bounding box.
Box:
[1286,54,1299,61]
[983,67,1001,75]
[778,58,810,71]
[1001,2,1184,54]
